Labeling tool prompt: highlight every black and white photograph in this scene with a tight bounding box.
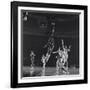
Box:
[21,10,79,77]
[11,1,87,88]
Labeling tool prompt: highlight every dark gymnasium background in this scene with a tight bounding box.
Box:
[22,10,79,68]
